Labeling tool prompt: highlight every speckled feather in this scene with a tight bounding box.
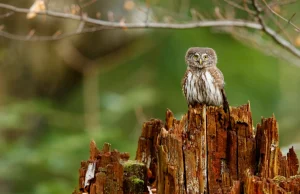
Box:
[182,67,224,106]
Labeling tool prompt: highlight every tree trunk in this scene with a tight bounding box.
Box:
[74,103,300,194]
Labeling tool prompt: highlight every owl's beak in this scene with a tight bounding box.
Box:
[198,58,202,65]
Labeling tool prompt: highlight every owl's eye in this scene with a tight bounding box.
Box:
[202,53,208,60]
[193,53,200,61]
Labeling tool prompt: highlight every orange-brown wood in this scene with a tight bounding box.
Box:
[74,103,300,194]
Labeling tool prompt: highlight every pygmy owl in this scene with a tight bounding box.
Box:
[182,47,229,112]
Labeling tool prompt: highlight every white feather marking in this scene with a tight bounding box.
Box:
[193,86,197,100]
[205,71,215,95]
[187,72,192,101]
[197,82,202,102]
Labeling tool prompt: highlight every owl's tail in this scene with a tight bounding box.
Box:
[221,89,231,129]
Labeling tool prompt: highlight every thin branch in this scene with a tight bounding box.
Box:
[252,0,300,59]
[224,0,256,15]
[267,0,298,7]
[0,3,261,29]
[285,13,297,29]
[76,20,86,33]
[145,0,150,25]
[0,26,114,41]
[0,3,299,60]
[261,0,300,32]
[0,3,263,29]
[81,0,98,8]
[243,0,254,14]
[76,0,85,33]
[260,3,294,43]
[0,19,264,41]
[229,28,300,67]
[277,13,296,35]
[0,11,14,18]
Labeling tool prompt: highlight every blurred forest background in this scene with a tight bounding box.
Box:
[0,0,300,193]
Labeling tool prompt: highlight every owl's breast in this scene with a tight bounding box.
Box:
[183,70,223,106]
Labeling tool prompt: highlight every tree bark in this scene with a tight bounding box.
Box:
[74,103,299,194]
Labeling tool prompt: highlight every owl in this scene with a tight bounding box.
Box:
[182,47,229,112]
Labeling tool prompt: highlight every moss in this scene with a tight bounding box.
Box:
[122,160,147,193]
[123,176,144,193]
[123,160,146,179]
[123,160,144,170]
[130,176,144,185]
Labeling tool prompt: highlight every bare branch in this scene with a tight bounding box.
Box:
[76,20,86,33]
[0,26,114,41]
[224,0,255,15]
[0,2,299,60]
[242,0,254,14]
[81,0,98,9]
[267,0,298,7]
[145,0,150,24]
[190,8,206,21]
[261,0,300,32]
[229,28,300,67]
[0,19,264,40]
[252,0,300,59]
[276,13,296,36]
[0,3,261,29]
[0,11,14,18]
[76,0,85,33]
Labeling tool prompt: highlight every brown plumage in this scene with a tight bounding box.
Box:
[181,47,229,113]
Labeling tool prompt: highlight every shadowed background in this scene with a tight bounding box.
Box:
[0,0,300,193]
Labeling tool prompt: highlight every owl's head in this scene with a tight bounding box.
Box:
[185,47,217,69]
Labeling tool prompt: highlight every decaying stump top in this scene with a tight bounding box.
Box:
[136,103,299,194]
[74,103,299,194]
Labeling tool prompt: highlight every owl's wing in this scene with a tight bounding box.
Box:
[207,67,224,89]
[207,67,230,114]
[181,70,189,97]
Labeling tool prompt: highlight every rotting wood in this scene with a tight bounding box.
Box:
[74,103,299,194]
[135,103,299,194]
[135,119,163,186]
[73,141,148,194]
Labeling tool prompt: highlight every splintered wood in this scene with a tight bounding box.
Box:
[74,103,299,194]
[73,141,148,194]
[135,103,299,194]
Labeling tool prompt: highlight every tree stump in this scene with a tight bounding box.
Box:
[74,103,300,194]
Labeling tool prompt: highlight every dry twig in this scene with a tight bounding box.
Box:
[261,0,300,32]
